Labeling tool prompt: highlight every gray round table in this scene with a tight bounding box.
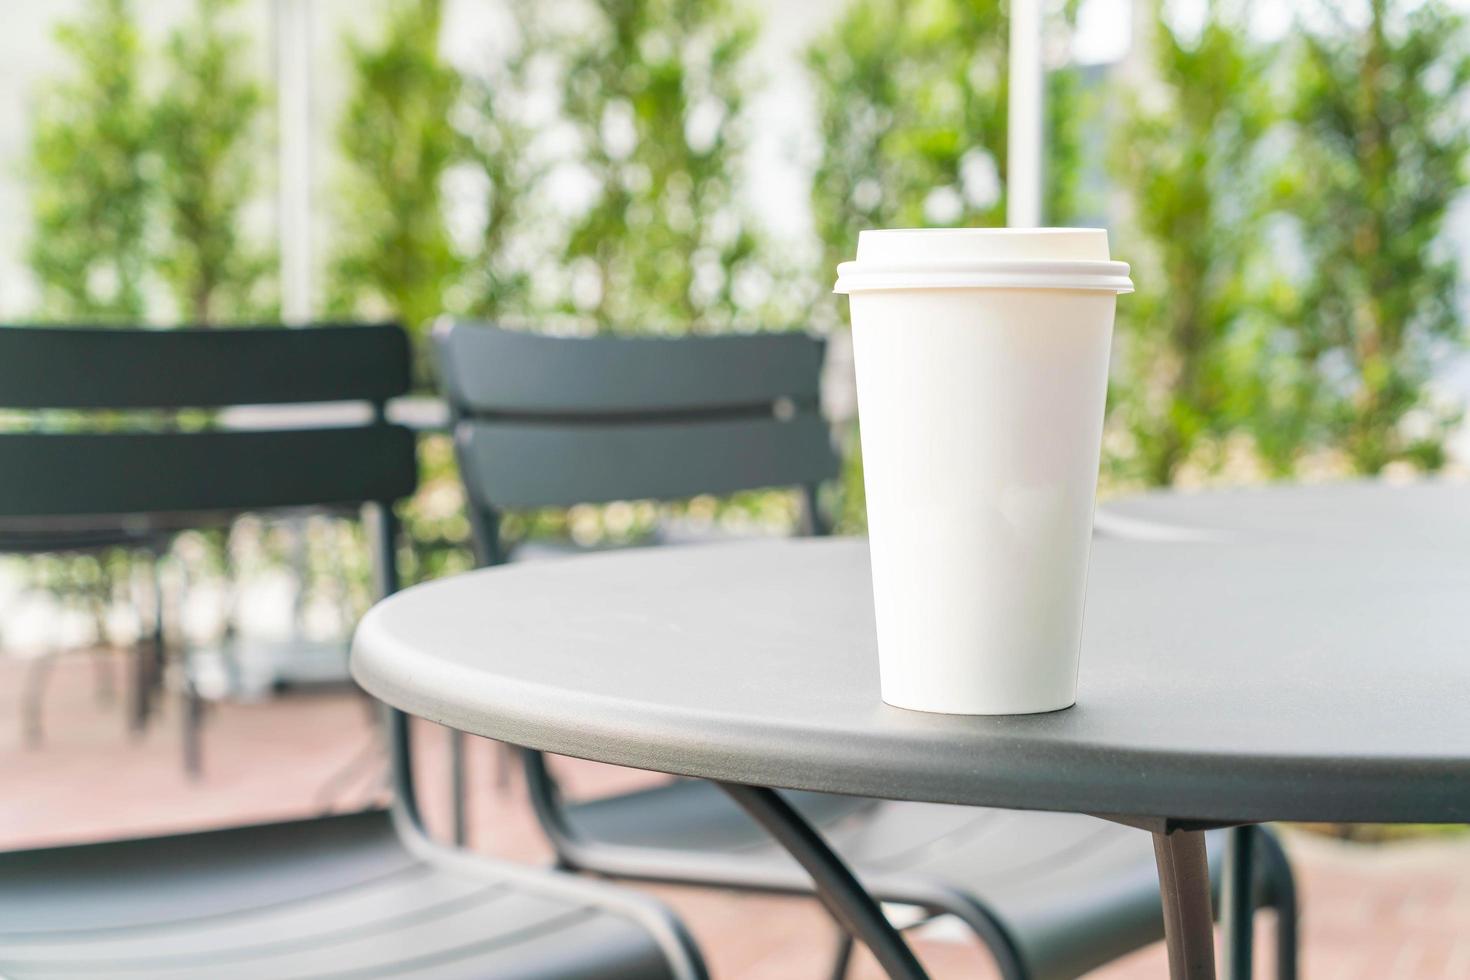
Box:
[353,489,1470,979]
[1096,477,1470,546]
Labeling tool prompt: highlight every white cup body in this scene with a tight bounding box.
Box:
[839,229,1128,715]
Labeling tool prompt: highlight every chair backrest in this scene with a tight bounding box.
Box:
[0,324,417,522]
[433,320,840,558]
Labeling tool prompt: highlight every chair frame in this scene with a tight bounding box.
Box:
[0,322,415,776]
[433,318,837,568]
[0,322,706,980]
[434,318,839,842]
[374,504,706,980]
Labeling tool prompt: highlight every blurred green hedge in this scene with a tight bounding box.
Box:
[21,0,1470,546]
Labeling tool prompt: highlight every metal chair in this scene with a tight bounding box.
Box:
[435,318,1299,980]
[0,324,707,980]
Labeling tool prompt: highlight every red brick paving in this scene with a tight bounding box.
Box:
[4,652,1469,978]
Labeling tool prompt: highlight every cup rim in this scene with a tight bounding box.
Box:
[858,227,1094,235]
[834,258,1134,295]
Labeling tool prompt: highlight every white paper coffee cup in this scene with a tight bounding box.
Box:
[835,228,1133,715]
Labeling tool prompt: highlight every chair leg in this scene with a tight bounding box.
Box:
[799,483,829,537]
[90,647,116,705]
[130,556,166,734]
[496,740,515,794]
[128,641,151,734]
[1254,827,1298,980]
[1221,826,1255,980]
[828,929,855,980]
[149,557,166,696]
[22,654,57,747]
[85,580,116,707]
[182,677,203,780]
[450,728,468,846]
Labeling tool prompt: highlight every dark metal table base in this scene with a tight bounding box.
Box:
[1153,829,1217,980]
[721,782,1227,980]
[717,782,928,980]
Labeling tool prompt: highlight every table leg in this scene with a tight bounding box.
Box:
[1221,826,1255,980]
[1153,829,1218,980]
[716,782,928,980]
[449,729,467,846]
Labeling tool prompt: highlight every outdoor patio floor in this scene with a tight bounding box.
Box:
[4,650,1469,979]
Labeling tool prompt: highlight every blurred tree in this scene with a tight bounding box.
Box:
[807,0,1085,321]
[26,0,152,322]
[1284,0,1470,474]
[807,0,1006,304]
[330,0,461,340]
[1045,44,1085,226]
[457,0,539,319]
[1108,0,1276,485]
[153,0,271,324]
[552,0,767,332]
[329,0,469,582]
[806,0,1084,527]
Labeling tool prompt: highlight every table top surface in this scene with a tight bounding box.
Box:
[352,482,1470,826]
[1096,477,1469,546]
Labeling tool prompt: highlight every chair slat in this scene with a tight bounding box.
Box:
[434,320,825,417]
[0,324,410,409]
[456,415,838,509]
[0,427,417,518]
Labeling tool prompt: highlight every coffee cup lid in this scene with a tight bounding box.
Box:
[833,228,1134,295]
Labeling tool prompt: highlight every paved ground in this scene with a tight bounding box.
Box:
[4,651,1469,978]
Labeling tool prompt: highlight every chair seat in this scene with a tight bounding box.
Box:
[0,810,682,980]
[567,781,1233,980]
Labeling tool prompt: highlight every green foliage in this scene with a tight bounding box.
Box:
[1109,0,1276,485]
[807,0,1007,300]
[806,0,1086,311]
[552,0,766,331]
[153,0,271,324]
[1111,0,1470,483]
[27,0,272,326]
[1282,0,1470,474]
[456,2,539,319]
[806,0,1085,527]
[27,0,152,322]
[330,0,461,340]
[1044,55,1086,227]
[21,0,273,621]
[328,0,469,576]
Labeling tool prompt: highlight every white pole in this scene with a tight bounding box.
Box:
[1007,0,1045,228]
[274,0,312,325]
